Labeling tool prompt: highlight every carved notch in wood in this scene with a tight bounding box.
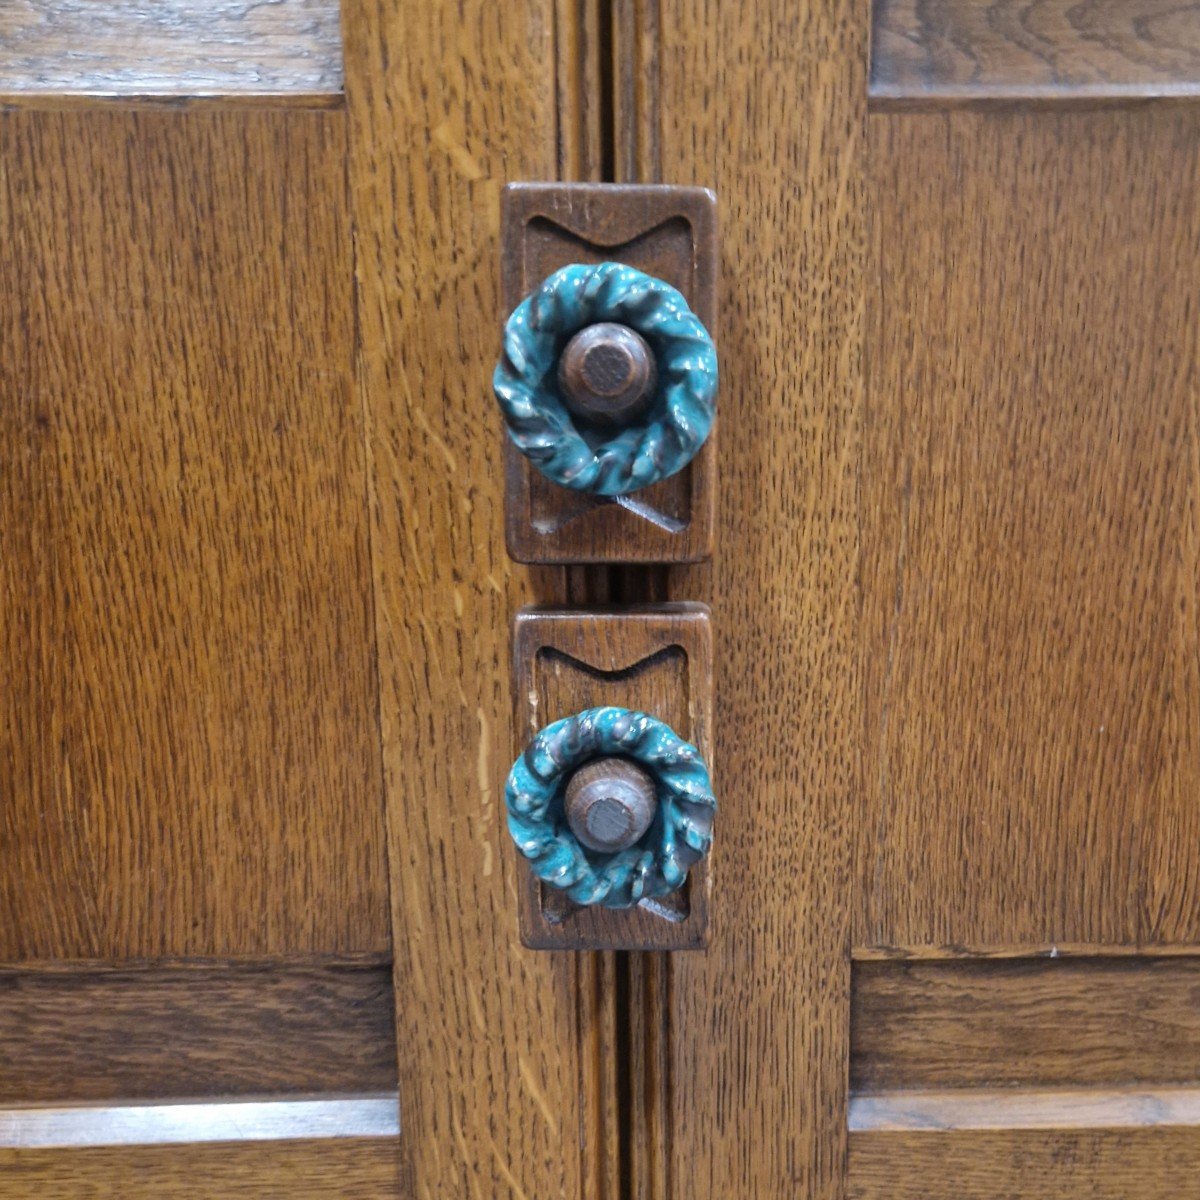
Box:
[511,604,713,950]
[501,183,717,564]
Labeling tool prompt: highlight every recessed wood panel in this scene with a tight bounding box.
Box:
[871,0,1200,106]
[0,0,343,102]
[857,108,1200,952]
[851,957,1200,1195]
[0,962,396,1104]
[0,109,388,961]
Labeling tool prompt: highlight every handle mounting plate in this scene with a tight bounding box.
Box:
[511,604,714,950]
[501,183,718,564]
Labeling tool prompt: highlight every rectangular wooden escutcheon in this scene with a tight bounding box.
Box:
[500,182,717,564]
[511,605,714,950]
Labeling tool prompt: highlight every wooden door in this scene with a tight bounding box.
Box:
[3,1,1199,1198]
[0,2,401,1194]
[851,3,1200,1195]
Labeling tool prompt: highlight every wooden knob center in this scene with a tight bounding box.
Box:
[564,757,658,854]
[557,322,657,427]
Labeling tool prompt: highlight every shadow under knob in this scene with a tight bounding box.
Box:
[564,756,658,853]
[557,322,657,427]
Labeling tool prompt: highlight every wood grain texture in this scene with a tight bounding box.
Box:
[0,963,395,1103]
[555,0,607,181]
[342,1,592,1195]
[853,958,1200,1092]
[0,1137,399,1198]
[512,604,713,949]
[612,0,661,184]
[858,109,1200,952]
[501,182,718,564]
[0,109,389,962]
[848,1128,1200,1198]
[660,0,865,1195]
[871,0,1200,105]
[0,0,343,101]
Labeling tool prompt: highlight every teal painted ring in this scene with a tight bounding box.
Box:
[493,262,717,496]
[505,706,716,909]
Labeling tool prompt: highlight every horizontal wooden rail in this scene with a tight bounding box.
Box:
[852,957,1200,1093]
[0,0,343,103]
[0,1136,401,1197]
[871,0,1200,107]
[850,957,1200,1196]
[0,962,397,1104]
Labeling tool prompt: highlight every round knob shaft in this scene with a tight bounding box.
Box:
[564,756,658,853]
[557,322,657,427]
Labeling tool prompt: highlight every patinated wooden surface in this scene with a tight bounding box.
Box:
[849,1128,1200,1199]
[0,0,343,101]
[0,30,397,1184]
[851,956,1200,1179]
[7,1,1200,1195]
[512,604,713,949]
[612,0,661,183]
[871,0,1200,105]
[501,183,718,564]
[0,108,389,963]
[853,5,1200,1189]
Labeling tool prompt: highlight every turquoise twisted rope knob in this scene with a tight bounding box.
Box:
[505,706,716,909]
[493,262,718,496]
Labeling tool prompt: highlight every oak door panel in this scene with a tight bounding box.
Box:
[0,0,343,102]
[854,14,1200,1194]
[858,107,1200,952]
[0,108,388,962]
[871,0,1200,105]
[852,958,1200,1091]
[0,962,395,1103]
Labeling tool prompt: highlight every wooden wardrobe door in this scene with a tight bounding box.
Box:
[0,6,397,1193]
[10,2,1198,1197]
[852,3,1200,1196]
